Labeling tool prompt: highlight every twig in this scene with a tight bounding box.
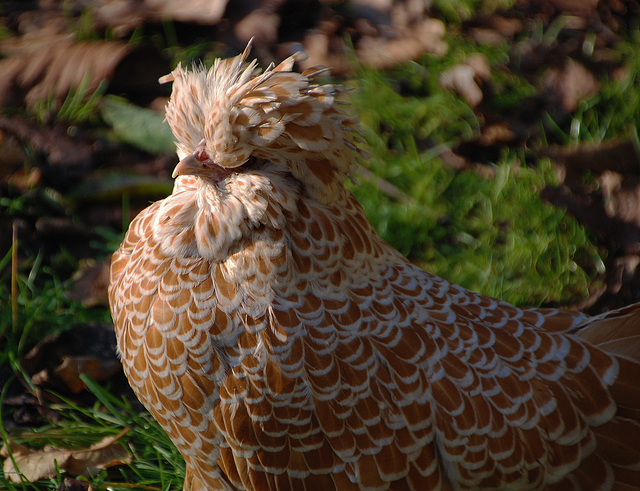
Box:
[355,165,417,206]
[11,222,18,335]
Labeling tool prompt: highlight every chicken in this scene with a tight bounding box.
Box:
[108,44,640,490]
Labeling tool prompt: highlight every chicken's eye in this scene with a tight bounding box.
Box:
[194,146,209,162]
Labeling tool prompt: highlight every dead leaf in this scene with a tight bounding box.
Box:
[66,430,132,476]
[0,35,128,110]
[3,444,73,483]
[543,58,601,112]
[2,430,131,483]
[358,19,448,71]
[541,139,640,181]
[143,0,229,24]
[57,478,91,491]
[477,124,517,147]
[235,8,281,45]
[67,259,112,308]
[0,116,94,171]
[439,53,491,106]
[467,15,524,45]
[0,33,167,111]
[22,323,121,394]
[301,13,447,75]
[541,176,640,255]
[62,0,230,37]
[54,356,122,394]
[599,170,640,233]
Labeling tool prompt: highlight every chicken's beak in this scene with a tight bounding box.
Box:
[172,154,204,178]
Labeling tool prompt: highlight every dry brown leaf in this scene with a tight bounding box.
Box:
[541,137,640,254]
[22,323,121,394]
[357,19,448,71]
[0,34,131,110]
[0,32,167,112]
[468,15,524,45]
[3,443,72,483]
[143,0,229,24]
[87,0,230,35]
[2,430,131,483]
[301,15,447,75]
[439,53,491,106]
[477,124,516,146]
[67,259,112,308]
[66,430,132,476]
[235,9,281,45]
[54,356,122,394]
[541,139,640,180]
[543,58,601,112]
[600,171,640,232]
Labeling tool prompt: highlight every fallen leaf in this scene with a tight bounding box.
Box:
[66,430,132,476]
[22,323,121,394]
[143,0,229,24]
[439,54,491,106]
[0,116,94,172]
[3,444,72,483]
[541,139,640,182]
[466,14,524,45]
[543,58,601,112]
[54,356,122,394]
[301,14,447,75]
[235,8,281,45]
[2,430,131,483]
[357,19,448,70]
[57,478,91,491]
[67,259,112,308]
[0,32,168,112]
[0,35,129,110]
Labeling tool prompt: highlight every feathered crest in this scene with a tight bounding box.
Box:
[160,43,365,201]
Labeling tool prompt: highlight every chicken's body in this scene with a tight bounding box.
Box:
[109,46,640,490]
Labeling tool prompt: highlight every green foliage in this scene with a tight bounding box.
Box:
[426,158,600,305]
[101,95,176,155]
[0,262,110,367]
[0,376,184,490]
[432,0,515,22]
[567,38,640,143]
[33,72,107,125]
[349,55,601,307]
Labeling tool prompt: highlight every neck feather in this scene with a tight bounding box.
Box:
[152,171,300,261]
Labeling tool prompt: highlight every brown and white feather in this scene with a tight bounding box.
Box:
[109,47,640,491]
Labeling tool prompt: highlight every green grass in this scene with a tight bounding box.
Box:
[1,376,184,490]
[349,59,602,306]
[569,38,640,143]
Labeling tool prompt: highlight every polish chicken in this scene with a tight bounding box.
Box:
[109,45,640,490]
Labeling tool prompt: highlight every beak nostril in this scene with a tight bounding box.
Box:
[194,146,209,162]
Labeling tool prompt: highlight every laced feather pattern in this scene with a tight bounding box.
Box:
[109,45,640,491]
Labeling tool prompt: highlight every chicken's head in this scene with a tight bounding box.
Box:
[160,43,365,202]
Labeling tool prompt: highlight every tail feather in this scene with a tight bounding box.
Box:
[575,303,640,359]
[575,304,640,421]
[572,302,640,489]
[611,467,640,490]
[607,356,640,422]
[593,417,640,469]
